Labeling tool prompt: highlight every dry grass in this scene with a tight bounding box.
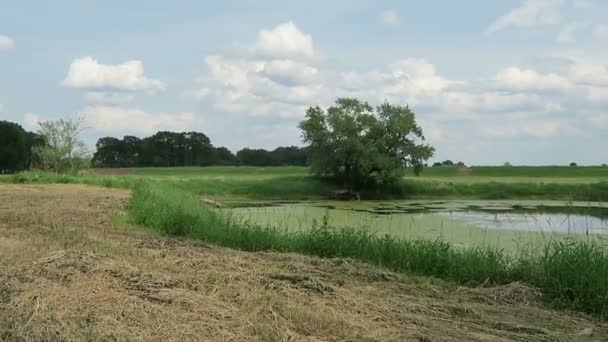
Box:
[0,184,607,341]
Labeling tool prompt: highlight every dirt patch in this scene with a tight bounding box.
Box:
[0,184,606,341]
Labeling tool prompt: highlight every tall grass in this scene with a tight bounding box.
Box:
[129,182,608,319]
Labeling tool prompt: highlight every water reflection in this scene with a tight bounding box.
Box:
[439,211,608,235]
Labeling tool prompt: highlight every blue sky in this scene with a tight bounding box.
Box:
[1,0,607,165]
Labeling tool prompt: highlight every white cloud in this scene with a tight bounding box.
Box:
[62,57,165,92]
[195,49,565,120]
[0,34,15,50]
[593,24,608,40]
[494,67,571,90]
[586,86,608,102]
[261,59,320,86]
[556,22,590,42]
[381,10,401,27]
[22,113,44,131]
[479,118,575,138]
[486,0,563,34]
[419,120,442,141]
[589,114,608,125]
[189,21,605,152]
[569,61,608,86]
[83,92,135,104]
[79,106,202,135]
[255,22,316,59]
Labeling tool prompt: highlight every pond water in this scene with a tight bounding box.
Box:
[224,200,608,250]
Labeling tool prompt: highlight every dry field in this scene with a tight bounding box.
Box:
[0,184,606,341]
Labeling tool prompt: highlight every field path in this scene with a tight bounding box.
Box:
[0,184,606,341]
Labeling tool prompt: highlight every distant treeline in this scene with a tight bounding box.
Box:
[0,121,45,174]
[92,131,309,168]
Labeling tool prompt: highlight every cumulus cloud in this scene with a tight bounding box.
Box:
[0,34,15,50]
[254,22,316,59]
[381,10,401,27]
[494,67,571,90]
[479,118,575,138]
[79,106,203,135]
[188,21,608,146]
[589,114,608,125]
[586,86,608,102]
[593,24,608,40]
[486,0,563,34]
[556,21,590,42]
[62,57,165,92]
[83,92,136,104]
[569,61,608,86]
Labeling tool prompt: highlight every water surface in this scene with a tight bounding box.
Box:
[225,200,608,250]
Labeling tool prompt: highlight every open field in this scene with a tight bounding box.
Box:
[88,165,608,184]
[3,165,608,201]
[1,183,607,341]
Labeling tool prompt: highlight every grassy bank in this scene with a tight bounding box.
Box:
[4,170,608,201]
[129,182,608,318]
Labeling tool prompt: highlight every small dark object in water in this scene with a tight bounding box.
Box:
[332,189,359,201]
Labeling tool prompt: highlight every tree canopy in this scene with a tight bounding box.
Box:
[0,121,43,173]
[92,131,308,168]
[299,98,434,190]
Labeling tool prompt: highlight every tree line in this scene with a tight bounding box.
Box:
[0,121,44,173]
[92,131,309,168]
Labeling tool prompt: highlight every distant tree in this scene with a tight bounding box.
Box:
[90,131,307,168]
[0,121,28,173]
[456,161,466,167]
[570,162,578,167]
[603,163,608,168]
[271,146,308,166]
[236,148,273,166]
[299,98,434,190]
[442,160,454,166]
[122,136,142,167]
[213,147,237,165]
[432,162,443,167]
[32,117,90,173]
[504,162,512,167]
[92,137,123,168]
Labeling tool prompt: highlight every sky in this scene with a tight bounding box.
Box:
[1,0,607,165]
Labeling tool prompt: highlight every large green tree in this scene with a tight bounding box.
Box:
[299,98,434,190]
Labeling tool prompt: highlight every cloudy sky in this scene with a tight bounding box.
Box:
[1,0,607,165]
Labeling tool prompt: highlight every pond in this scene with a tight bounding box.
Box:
[224,200,608,250]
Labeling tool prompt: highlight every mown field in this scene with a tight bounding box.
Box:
[2,184,606,341]
[2,165,608,326]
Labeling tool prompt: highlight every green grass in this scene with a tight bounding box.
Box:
[130,165,608,179]
[129,181,608,319]
[4,170,608,201]
[409,165,608,178]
